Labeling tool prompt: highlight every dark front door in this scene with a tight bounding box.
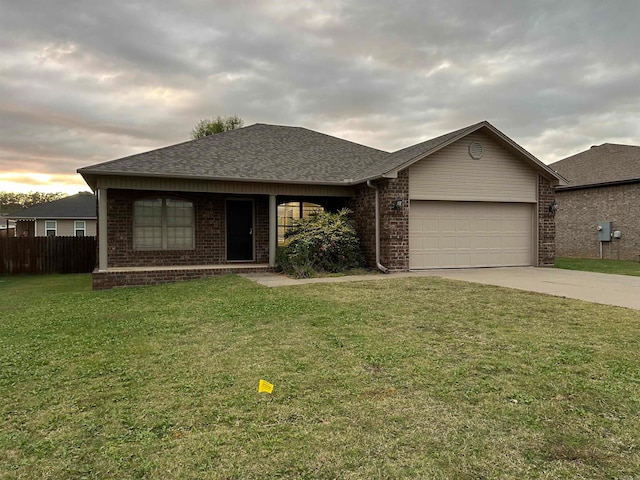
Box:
[226,200,254,261]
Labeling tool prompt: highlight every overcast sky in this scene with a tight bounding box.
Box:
[1,0,639,194]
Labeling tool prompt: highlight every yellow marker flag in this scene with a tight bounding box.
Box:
[258,379,274,394]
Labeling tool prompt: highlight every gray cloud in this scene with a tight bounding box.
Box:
[1,0,639,192]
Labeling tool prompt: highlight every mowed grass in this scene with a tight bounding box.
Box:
[1,274,639,479]
[556,256,640,276]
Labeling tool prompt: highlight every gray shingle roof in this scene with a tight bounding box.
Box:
[79,121,563,188]
[79,124,390,185]
[9,192,96,219]
[550,143,640,189]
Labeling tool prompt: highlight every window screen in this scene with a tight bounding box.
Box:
[133,198,193,250]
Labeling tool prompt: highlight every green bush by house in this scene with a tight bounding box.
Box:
[277,209,364,277]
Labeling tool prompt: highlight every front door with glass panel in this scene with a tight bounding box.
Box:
[226,200,254,261]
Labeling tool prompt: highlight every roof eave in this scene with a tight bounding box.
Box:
[10,216,96,220]
[482,123,566,185]
[77,170,358,188]
[78,171,97,192]
[556,177,640,191]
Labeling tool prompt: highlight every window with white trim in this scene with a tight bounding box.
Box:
[75,220,86,237]
[45,220,57,237]
[133,198,194,250]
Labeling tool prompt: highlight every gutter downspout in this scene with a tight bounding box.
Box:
[367,180,389,273]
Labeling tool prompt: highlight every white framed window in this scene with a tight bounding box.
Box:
[75,220,86,237]
[133,198,194,250]
[45,220,57,237]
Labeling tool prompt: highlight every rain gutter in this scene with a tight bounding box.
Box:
[366,180,389,274]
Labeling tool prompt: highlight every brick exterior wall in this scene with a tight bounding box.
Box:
[349,183,376,269]
[378,170,410,271]
[92,265,274,290]
[555,182,640,260]
[537,174,556,267]
[105,189,269,268]
[349,170,409,272]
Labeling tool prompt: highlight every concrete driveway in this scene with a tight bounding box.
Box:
[417,267,640,311]
[242,267,640,310]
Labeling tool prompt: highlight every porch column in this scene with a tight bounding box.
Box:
[269,194,277,267]
[97,188,108,271]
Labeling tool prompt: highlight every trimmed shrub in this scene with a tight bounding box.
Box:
[277,209,364,277]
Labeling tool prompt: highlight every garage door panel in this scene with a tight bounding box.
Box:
[456,235,471,249]
[471,219,488,231]
[410,201,534,268]
[440,219,456,231]
[474,235,488,248]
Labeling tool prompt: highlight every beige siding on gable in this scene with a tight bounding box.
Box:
[409,131,537,202]
[35,219,97,237]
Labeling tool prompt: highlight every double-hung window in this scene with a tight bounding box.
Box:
[75,221,86,236]
[45,220,57,237]
[133,198,194,250]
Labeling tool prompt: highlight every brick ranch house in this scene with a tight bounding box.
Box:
[78,121,564,289]
[549,143,640,260]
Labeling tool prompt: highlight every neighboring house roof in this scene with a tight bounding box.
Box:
[550,143,640,190]
[8,192,96,220]
[79,121,563,188]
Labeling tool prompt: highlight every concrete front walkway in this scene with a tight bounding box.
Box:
[241,267,640,310]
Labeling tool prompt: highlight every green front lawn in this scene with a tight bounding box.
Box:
[1,274,639,478]
[555,257,640,276]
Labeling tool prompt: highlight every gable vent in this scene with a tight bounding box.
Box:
[469,141,483,159]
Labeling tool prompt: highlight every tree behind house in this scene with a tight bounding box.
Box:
[191,115,244,139]
[0,192,66,214]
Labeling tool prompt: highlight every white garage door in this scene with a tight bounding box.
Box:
[410,201,534,269]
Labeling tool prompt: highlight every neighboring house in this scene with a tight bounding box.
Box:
[550,143,640,260]
[0,216,16,238]
[78,121,563,290]
[9,192,97,237]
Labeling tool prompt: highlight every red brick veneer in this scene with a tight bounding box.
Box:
[555,183,640,260]
[349,170,410,271]
[537,174,556,267]
[92,266,274,290]
[105,189,269,268]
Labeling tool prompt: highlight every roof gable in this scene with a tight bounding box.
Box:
[376,121,561,183]
[9,192,96,220]
[550,143,640,189]
[78,121,564,189]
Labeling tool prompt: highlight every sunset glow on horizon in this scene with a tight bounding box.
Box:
[0,172,89,195]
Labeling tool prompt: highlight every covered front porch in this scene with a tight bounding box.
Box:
[92,177,354,289]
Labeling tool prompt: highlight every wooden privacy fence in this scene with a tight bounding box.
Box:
[0,236,97,274]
